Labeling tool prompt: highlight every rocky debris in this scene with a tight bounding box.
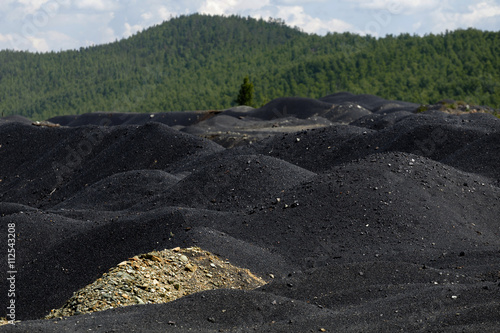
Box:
[45,247,266,319]
[417,100,499,115]
[31,120,61,127]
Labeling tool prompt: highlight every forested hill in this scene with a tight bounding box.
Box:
[0,14,499,120]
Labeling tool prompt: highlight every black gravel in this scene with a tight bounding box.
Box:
[1,94,499,332]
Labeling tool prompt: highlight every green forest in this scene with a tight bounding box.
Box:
[0,14,499,120]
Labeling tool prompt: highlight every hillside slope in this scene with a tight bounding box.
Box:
[0,14,499,119]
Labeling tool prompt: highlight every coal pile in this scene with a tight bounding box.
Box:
[1,93,499,332]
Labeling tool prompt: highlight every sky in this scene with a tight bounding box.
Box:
[0,0,499,53]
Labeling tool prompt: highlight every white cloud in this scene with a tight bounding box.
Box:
[74,0,118,11]
[429,0,500,33]
[351,0,437,13]
[27,35,50,52]
[158,6,176,21]
[461,1,500,24]
[141,12,153,21]
[17,0,51,14]
[198,0,271,15]
[101,26,116,43]
[123,22,143,38]
[276,0,326,3]
[276,5,354,34]
[0,33,15,48]
[0,0,16,9]
[0,32,51,52]
[0,33,28,50]
[43,30,78,50]
[198,0,235,15]
[326,18,355,33]
[0,0,499,52]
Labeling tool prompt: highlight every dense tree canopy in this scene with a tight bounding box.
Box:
[0,14,499,120]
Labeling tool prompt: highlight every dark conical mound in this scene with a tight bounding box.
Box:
[442,131,500,183]
[241,124,373,172]
[3,289,337,332]
[0,122,88,207]
[54,170,181,211]
[139,154,316,211]
[350,111,414,130]
[0,207,194,319]
[318,91,355,103]
[0,115,33,125]
[323,102,372,123]
[319,92,419,112]
[6,274,499,332]
[245,112,500,172]
[1,93,499,332]
[260,262,500,332]
[354,109,500,132]
[224,97,334,121]
[48,111,207,128]
[0,203,37,215]
[262,261,478,305]
[0,122,223,208]
[199,151,500,272]
[180,114,253,135]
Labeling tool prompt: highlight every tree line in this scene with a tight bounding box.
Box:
[0,14,498,120]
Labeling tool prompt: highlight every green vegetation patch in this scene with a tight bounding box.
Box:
[0,14,499,120]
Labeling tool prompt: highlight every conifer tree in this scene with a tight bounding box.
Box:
[236,76,254,106]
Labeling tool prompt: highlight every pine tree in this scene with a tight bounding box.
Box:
[236,76,254,106]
